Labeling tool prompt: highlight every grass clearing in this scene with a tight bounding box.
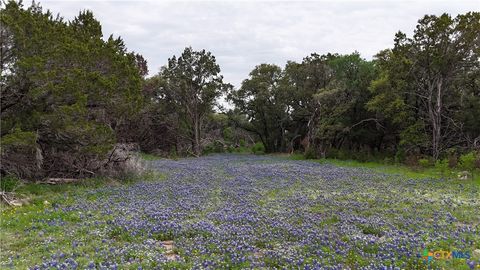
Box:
[288,153,480,185]
[0,170,166,269]
[1,154,479,269]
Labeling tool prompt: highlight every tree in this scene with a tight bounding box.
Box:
[0,2,144,179]
[157,47,231,156]
[280,53,335,152]
[312,53,378,157]
[368,12,480,159]
[229,64,287,153]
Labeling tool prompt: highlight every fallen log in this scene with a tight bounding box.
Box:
[1,191,15,206]
[40,178,81,185]
[1,191,30,206]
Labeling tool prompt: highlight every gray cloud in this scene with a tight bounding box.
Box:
[39,0,478,87]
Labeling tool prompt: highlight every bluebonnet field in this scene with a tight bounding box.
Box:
[1,154,479,269]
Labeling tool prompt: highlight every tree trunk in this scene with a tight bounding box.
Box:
[306,108,319,154]
[193,113,201,156]
[428,78,443,160]
[433,79,443,160]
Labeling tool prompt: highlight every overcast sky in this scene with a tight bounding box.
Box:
[39,0,478,87]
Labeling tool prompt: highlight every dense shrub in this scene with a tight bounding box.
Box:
[0,129,41,180]
[435,159,449,176]
[233,146,250,153]
[383,157,394,164]
[1,2,144,179]
[203,141,225,154]
[394,149,406,163]
[0,175,20,192]
[446,148,458,168]
[458,151,479,172]
[418,158,432,168]
[352,148,373,162]
[404,155,421,167]
[239,139,246,147]
[304,148,317,159]
[251,142,265,155]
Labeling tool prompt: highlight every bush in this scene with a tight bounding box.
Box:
[0,175,20,192]
[418,158,432,168]
[222,127,234,141]
[251,142,265,155]
[239,139,246,147]
[203,141,225,154]
[404,155,420,167]
[446,148,458,168]
[0,129,42,180]
[383,157,394,164]
[435,159,449,176]
[395,148,406,163]
[1,3,143,180]
[233,146,250,153]
[304,148,317,159]
[353,148,372,162]
[326,148,345,159]
[458,151,478,172]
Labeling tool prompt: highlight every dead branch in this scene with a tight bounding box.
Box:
[39,178,81,185]
[346,118,385,132]
[0,191,14,206]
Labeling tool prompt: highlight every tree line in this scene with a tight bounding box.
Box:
[1,1,479,180]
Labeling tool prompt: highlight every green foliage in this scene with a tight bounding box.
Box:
[156,47,231,156]
[233,146,250,153]
[435,159,450,176]
[1,1,478,181]
[383,157,394,164]
[239,139,246,147]
[0,175,20,192]
[358,224,384,237]
[459,151,479,172]
[368,12,480,160]
[0,128,40,180]
[228,64,286,153]
[311,53,379,154]
[399,121,429,154]
[251,142,265,155]
[222,127,234,142]
[304,148,317,159]
[0,1,144,179]
[314,53,375,142]
[230,52,381,156]
[203,141,225,154]
[394,149,406,163]
[139,152,162,161]
[287,155,480,184]
[0,129,37,148]
[418,158,432,168]
[169,147,179,160]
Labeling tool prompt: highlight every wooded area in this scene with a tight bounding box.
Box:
[1,2,479,180]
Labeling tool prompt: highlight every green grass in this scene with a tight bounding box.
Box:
[0,169,165,269]
[138,152,164,160]
[287,153,480,185]
[0,170,164,221]
[3,169,164,203]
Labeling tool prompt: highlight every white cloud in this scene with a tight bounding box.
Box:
[39,0,478,87]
